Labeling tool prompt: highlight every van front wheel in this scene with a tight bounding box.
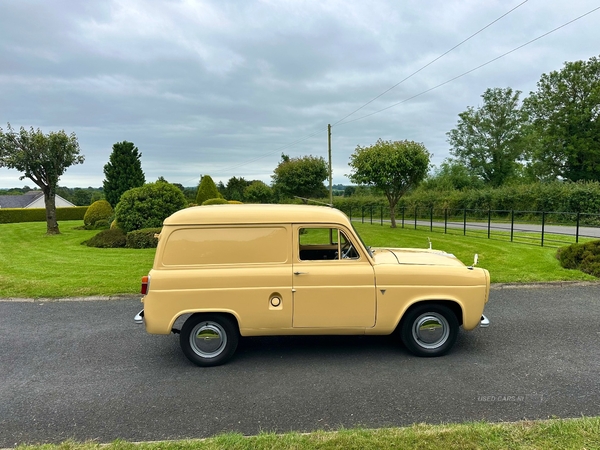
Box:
[400,304,458,357]
[180,314,239,367]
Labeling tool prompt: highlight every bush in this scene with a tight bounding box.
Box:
[228,200,243,204]
[202,198,229,205]
[115,182,188,233]
[82,228,127,248]
[557,240,600,277]
[84,200,113,228]
[126,228,161,249]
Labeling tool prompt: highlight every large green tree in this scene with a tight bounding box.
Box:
[422,158,484,191]
[348,139,430,228]
[103,141,145,207]
[244,180,273,203]
[225,176,250,202]
[447,87,528,187]
[0,124,84,234]
[524,55,600,182]
[271,154,328,202]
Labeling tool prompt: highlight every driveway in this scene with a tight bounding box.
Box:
[1,284,599,446]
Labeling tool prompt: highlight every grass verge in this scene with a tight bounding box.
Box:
[15,418,600,450]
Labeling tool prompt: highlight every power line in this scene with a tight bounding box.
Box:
[331,0,530,126]
[203,2,530,180]
[335,5,600,127]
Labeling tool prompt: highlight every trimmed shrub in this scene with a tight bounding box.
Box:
[196,175,222,205]
[93,219,110,230]
[557,240,600,277]
[84,200,113,228]
[126,228,161,249]
[115,182,188,233]
[227,200,243,204]
[202,198,229,205]
[83,228,127,248]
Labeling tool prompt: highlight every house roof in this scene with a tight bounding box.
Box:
[0,191,44,208]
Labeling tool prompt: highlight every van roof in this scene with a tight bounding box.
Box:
[163,204,351,226]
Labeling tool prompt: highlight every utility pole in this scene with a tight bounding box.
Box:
[328,124,332,206]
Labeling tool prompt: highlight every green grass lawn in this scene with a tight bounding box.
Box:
[0,220,596,298]
[0,221,154,297]
[352,223,596,284]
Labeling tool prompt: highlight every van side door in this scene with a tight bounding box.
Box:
[291,225,376,328]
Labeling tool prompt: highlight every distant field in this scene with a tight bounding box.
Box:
[0,220,595,298]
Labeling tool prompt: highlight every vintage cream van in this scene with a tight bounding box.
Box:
[136,204,490,366]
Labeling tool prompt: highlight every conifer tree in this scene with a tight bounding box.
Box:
[103,141,145,207]
[195,175,221,204]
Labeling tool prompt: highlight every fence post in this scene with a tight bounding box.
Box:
[380,206,383,226]
[414,206,418,230]
[487,209,491,239]
[576,212,580,243]
[361,206,364,224]
[444,208,448,234]
[402,207,405,229]
[463,209,467,236]
[370,206,373,224]
[541,211,546,247]
[349,206,352,221]
[430,207,433,231]
[511,210,514,242]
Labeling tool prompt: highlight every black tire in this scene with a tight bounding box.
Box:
[180,314,239,367]
[400,304,459,357]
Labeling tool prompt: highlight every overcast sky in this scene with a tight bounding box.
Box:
[1,0,599,189]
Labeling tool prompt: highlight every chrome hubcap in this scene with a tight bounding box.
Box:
[412,313,449,349]
[190,321,227,358]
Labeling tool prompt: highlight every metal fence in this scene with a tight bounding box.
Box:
[340,205,600,247]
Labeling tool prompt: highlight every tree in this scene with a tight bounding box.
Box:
[195,175,221,204]
[523,55,600,182]
[348,139,430,228]
[103,141,145,207]
[422,158,484,191]
[244,180,273,203]
[0,124,84,234]
[447,87,528,187]
[225,176,250,202]
[271,154,328,202]
[115,182,188,232]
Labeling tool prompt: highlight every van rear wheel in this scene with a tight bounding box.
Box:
[180,314,239,367]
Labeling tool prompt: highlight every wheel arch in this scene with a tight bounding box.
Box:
[396,299,463,334]
[173,310,241,334]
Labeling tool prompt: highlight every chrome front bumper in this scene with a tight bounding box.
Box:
[480,314,490,328]
[134,309,144,324]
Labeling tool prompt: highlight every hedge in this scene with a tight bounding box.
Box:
[0,206,88,224]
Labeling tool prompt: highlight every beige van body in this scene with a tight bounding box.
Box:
[138,204,490,366]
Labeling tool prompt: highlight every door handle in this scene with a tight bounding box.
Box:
[294,271,308,275]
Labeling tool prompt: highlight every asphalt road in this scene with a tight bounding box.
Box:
[1,284,599,446]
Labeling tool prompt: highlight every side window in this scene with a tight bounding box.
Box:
[298,228,359,261]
